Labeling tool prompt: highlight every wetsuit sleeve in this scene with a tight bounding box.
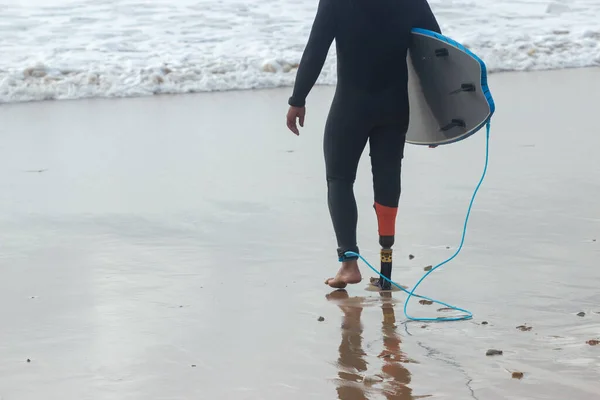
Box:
[288,0,336,108]
[415,0,442,34]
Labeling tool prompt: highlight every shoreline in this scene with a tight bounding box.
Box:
[1,65,598,107]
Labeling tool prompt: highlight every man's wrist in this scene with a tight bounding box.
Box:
[288,96,305,108]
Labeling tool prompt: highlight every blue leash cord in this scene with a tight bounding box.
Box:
[344,121,491,322]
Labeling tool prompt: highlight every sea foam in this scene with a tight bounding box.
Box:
[1,0,599,103]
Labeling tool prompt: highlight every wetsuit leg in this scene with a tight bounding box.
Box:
[368,123,408,289]
[369,123,408,246]
[323,105,370,261]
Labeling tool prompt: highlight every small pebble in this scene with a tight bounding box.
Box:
[577,312,586,317]
[446,246,450,249]
[512,372,524,379]
[424,265,432,271]
[421,325,428,329]
[191,364,196,368]
[587,339,599,346]
[481,321,489,325]
[27,359,31,363]
[486,349,503,356]
[419,300,433,305]
[516,325,532,332]
[409,254,415,260]
[318,316,325,322]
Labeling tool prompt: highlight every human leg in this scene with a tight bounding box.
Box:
[323,108,370,288]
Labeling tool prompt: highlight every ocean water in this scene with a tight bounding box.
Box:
[1,0,599,103]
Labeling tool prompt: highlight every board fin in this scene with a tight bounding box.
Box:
[440,119,466,132]
[450,83,476,94]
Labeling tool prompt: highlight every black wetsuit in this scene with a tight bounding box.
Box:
[289,0,441,261]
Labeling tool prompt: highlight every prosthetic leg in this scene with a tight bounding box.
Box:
[374,203,398,290]
[379,236,394,290]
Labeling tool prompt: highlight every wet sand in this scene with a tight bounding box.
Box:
[1,67,600,399]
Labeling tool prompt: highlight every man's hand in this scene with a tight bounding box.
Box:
[286,106,306,136]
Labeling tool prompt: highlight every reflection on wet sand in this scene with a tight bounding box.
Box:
[327,290,427,400]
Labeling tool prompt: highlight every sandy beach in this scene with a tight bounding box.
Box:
[1,67,600,399]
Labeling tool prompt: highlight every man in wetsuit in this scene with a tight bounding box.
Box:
[286,0,441,288]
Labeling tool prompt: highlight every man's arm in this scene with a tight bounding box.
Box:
[415,0,441,34]
[288,0,336,108]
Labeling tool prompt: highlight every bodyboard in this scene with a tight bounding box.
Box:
[406,29,496,146]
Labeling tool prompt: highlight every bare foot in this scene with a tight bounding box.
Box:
[325,260,362,288]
